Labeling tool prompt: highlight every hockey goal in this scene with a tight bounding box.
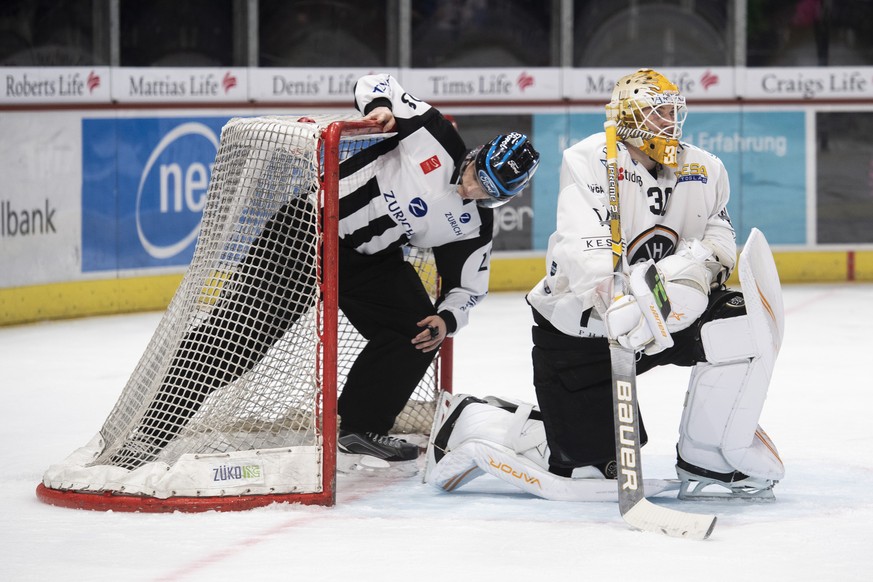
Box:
[36,115,452,512]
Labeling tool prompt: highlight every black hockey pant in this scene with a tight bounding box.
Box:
[531,288,746,474]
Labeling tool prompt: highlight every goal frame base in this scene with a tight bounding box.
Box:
[35,482,333,513]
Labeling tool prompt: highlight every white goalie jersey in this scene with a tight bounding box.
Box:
[526,133,737,338]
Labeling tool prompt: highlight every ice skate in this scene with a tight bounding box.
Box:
[338,430,419,462]
[676,457,777,501]
[336,451,391,473]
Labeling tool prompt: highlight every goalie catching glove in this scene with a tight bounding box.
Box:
[603,260,674,354]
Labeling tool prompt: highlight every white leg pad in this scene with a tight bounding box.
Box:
[679,354,784,480]
[424,394,549,494]
[436,396,550,470]
[443,440,620,501]
[426,394,679,501]
[428,436,680,501]
[678,228,785,484]
[425,439,486,492]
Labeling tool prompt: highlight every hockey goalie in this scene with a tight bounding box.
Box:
[424,68,786,504]
[426,228,785,502]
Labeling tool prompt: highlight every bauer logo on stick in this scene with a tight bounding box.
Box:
[615,380,639,492]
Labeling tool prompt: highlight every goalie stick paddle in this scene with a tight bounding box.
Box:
[603,120,717,540]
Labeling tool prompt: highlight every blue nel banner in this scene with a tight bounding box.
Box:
[81,116,231,272]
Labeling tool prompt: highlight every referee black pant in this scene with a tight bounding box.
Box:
[337,244,438,435]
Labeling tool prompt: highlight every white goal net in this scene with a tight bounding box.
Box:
[38,115,450,511]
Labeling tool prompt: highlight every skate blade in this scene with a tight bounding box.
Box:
[337,452,392,473]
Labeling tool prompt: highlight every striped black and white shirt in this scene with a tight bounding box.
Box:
[339,73,493,335]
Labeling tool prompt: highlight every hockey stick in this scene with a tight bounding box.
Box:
[603,120,716,540]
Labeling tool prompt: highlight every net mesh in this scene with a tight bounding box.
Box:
[82,115,442,474]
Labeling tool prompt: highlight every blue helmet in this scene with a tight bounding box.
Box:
[471,133,540,209]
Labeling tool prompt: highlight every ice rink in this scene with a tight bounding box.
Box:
[2,283,872,581]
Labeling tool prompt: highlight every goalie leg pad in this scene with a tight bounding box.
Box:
[425,440,486,492]
[425,393,549,474]
[425,393,681,501]
[678,230,786,498]
[678,350,784,478]
[457,440,625,501]
[427,438,609,500]
[425,392,548,491]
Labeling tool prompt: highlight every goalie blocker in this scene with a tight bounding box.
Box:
[425,228,784,501]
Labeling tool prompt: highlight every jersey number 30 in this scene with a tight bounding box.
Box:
[647,186,672,216]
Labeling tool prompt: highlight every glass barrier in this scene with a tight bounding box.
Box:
[747,0,873,66]
[259,0,390,67]
[411,0,553,67]
[0,0,106,66]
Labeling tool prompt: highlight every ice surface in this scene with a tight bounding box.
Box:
[1,284,871,581]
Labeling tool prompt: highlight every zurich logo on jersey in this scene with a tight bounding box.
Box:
[459,212,471,224]
[409,197,428,217]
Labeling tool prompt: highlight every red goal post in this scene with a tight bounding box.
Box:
[36,116,452,512]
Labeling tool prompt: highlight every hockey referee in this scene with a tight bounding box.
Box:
[335,73,539,461]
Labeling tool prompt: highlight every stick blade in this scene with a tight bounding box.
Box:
[623,498,717,540]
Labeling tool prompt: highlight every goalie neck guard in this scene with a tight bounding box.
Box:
[606,68,687,167]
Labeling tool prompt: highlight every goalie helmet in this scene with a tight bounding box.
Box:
[607,69,687,167]
[464,133,540,209]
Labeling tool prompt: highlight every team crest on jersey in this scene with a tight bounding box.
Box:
[627,226,679,264]
[420,155,441,174]
[675,163,709,184]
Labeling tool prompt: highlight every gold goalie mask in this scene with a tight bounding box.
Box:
[606,69,688,167]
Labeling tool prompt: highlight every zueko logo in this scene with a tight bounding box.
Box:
[212,463,263,483]
[408,197,428,217]
[136,122,219,259]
